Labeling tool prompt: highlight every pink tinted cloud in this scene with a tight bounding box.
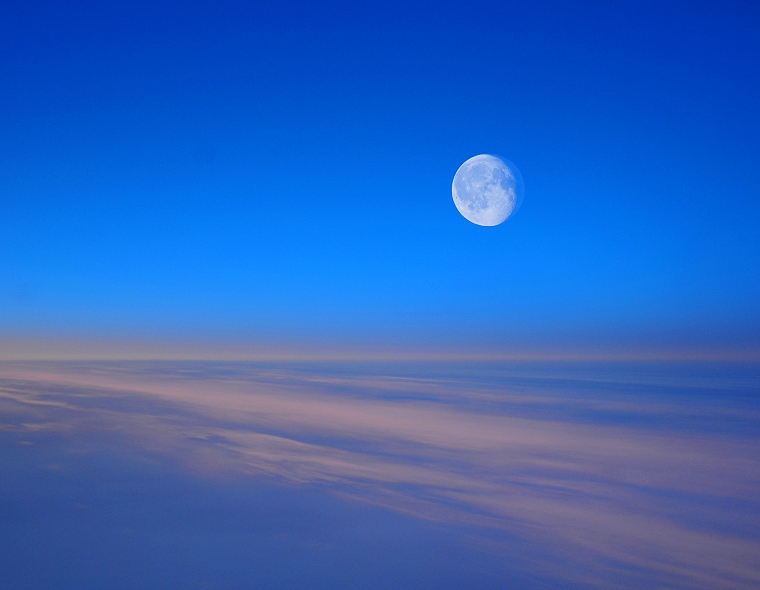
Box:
[1,362,759,588]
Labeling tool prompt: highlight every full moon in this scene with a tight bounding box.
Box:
[452,154,524,226]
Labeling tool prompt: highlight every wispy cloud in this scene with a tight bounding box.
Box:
[1,361,759,588]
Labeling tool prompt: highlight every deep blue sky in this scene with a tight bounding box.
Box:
[1,0,758,352]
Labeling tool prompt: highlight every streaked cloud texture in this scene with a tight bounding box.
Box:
[1,360,758,588]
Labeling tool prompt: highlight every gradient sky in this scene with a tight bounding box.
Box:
[1,0,759,353]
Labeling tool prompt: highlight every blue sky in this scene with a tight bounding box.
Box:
[1,0,758,353]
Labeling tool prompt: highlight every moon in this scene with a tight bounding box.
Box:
[452,154,524,226]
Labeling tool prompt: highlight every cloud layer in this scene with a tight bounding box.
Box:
[1,360,759,588]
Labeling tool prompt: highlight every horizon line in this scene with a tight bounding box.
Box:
[0,337,758,363]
